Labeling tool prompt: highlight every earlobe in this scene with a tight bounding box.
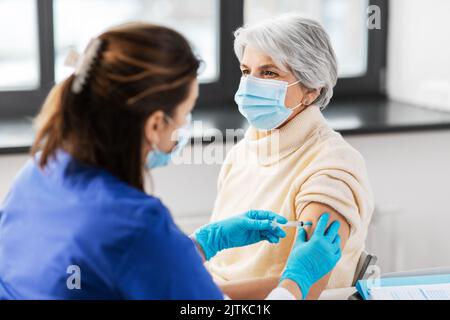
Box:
[304,88,321,106]
[143,120,157,150]
[144,111,165,147]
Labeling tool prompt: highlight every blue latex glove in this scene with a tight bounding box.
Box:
[194,210,287,261]
[280,213,342,299]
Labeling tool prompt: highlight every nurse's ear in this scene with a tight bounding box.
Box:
[143,110,168,148]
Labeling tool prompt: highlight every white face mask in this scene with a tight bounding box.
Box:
[145,113,192,169]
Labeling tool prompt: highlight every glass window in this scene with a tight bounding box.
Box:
[245,0,369,78]
[54,0,219,83]
[0,0,40,91]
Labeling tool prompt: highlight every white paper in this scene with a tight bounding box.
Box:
[370,283,450,300]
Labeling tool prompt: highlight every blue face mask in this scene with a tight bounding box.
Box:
[235,75,303,131]
[146,113,192,169]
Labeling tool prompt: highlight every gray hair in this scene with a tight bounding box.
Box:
[234,14,338,109]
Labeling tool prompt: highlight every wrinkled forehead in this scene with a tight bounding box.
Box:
[241,46,289,72]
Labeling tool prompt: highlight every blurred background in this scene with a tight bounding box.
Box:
[1,0,450,275]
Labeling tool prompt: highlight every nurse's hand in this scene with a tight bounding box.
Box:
[279,213,342,299]
[193,210,287,261]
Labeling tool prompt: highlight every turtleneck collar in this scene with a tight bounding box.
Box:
[244,105,328,166]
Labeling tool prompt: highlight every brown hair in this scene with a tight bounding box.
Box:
[32,23,201,190]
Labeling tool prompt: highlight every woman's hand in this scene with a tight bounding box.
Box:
[193,210,287,261]
[279,213,342,299]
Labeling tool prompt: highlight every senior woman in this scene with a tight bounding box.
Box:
[206,14,374,299]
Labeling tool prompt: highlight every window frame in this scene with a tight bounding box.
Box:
[332,0,389,100]
[0,0,54,118]
[0,0,387,118]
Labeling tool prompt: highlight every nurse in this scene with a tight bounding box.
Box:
[0,23,341,300]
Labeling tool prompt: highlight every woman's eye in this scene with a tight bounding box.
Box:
[262,70,278,77]
[241,69,250,76]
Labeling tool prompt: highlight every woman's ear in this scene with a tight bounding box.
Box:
[143,110,166,147]
[303,88,322,106]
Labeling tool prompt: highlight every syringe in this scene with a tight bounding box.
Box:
[271,220,313,229]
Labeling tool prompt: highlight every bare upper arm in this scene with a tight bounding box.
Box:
[297,202,350,299]
[299,202,350,245]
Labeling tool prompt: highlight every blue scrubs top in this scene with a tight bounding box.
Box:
[0,151,223,300]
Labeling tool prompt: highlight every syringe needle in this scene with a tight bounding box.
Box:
[271,220,313,228]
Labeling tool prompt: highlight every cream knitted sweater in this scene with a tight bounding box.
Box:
[206,106,374,289]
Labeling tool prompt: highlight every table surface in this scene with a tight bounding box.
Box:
[2,98,450,155]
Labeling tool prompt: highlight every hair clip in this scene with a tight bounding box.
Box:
[65,38,104,94]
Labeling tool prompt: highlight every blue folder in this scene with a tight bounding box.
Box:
[356,273,450,300]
